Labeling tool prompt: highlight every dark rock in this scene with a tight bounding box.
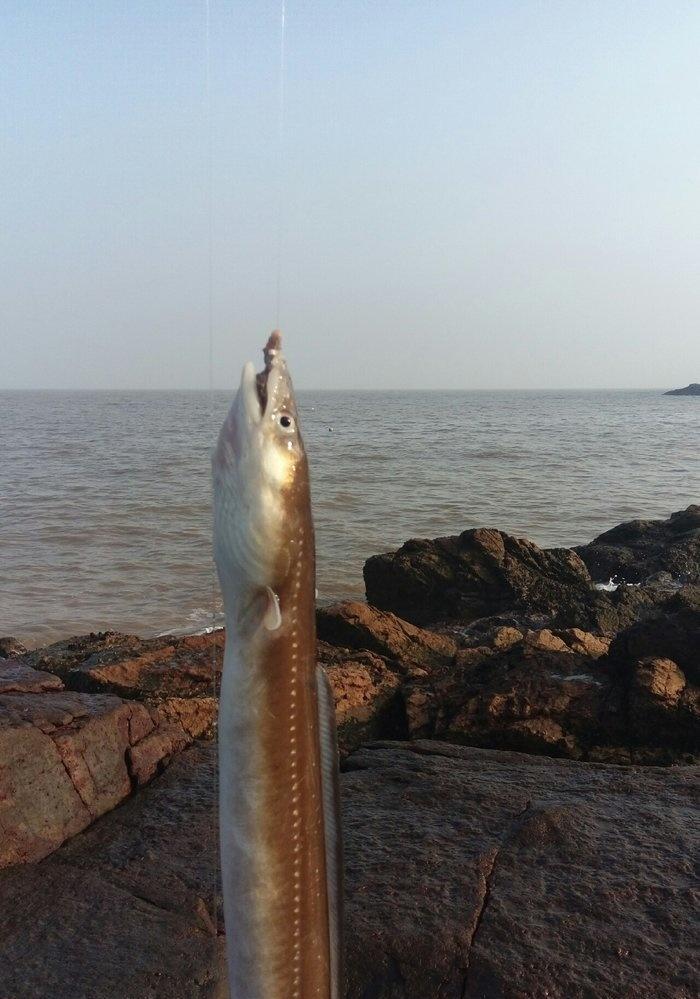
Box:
[344,742,698,999]
[1,741,696,999]
[665,382,700,395]
[576,505,700,584]
[365,528,590,626]
[0,636,28,658]
[363,527,654,635]
[608,585,700,682]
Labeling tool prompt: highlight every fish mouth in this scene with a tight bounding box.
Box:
[255,330,283,415]
[255,330,291,417]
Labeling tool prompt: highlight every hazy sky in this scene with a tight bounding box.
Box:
[2,2,699,390]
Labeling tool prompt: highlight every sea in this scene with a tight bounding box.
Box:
[1,389,698,647]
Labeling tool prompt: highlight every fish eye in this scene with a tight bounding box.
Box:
[277,412,295,432]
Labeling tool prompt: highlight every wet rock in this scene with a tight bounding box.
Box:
[0,636,28,658]
[576,504,700,583]
[363,527,645,635]
[317,601,457,671]
[20,630,224,739]
[318,642,405,757]
[0,690,161,867]
[364,527,594,627]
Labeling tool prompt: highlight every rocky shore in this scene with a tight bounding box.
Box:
[1,505,698,997]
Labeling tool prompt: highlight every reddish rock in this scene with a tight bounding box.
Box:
[561,627,611,658]
[491,626,523,650]
[317,601,456,670]
[0,690,160,867]
[19,630,223,742]
[127,724,190,788]
[522,628,572,654]
[318,642,405,757]
[633,657,686,706]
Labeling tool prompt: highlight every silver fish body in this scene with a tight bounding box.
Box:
[213,332,342,999]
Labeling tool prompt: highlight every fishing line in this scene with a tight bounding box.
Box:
[275,0,287,329]
[204,0,219,948]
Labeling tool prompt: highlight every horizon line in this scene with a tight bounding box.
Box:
[0,385,684,394]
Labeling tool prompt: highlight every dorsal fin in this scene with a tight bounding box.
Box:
[316,665,344,999]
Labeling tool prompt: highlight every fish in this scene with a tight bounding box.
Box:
[212,331,343,999]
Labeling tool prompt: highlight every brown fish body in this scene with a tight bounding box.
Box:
[214,333,341,999]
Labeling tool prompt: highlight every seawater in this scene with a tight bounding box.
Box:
[1,389,698,645]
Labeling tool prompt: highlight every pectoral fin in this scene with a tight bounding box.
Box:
[262,587,282,630]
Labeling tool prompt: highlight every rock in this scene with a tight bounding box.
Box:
[0,659,64,694]
[0,690,161,867]
[363,527,642,634]
[364,527,594,627]
[343,742,698,999]
[318,642,405,757]
[0,636,28,658]
[522,628,572,654]
[0,743,223,998]
[127,723,191,787]
[576,505,700,583]
[632,657,686,706]
[317,601,457,671]
[490,626,523,650]
[1,740,696,999]
[19,630,224,739]
[561,627,611,658]
[608,585,700,682]
[665,382,700,395]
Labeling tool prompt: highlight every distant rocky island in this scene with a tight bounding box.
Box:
[1,505,699,998]
[665,382,700,395]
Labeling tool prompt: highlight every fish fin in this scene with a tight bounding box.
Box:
[316,665,344,999]
[262,587,282,631]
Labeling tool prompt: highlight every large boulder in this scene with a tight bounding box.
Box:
[363,528,652,634]
[0,743,223,999]
[343,742,698,999]
[576,504,700,583]
[0,741,696,999]
[0,688,160,867]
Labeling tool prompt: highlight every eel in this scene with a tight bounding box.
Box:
[212,331,342,999]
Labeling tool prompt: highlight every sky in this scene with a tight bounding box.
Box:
[2,1,699,390]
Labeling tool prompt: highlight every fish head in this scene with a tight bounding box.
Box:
[212,331,311,610]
